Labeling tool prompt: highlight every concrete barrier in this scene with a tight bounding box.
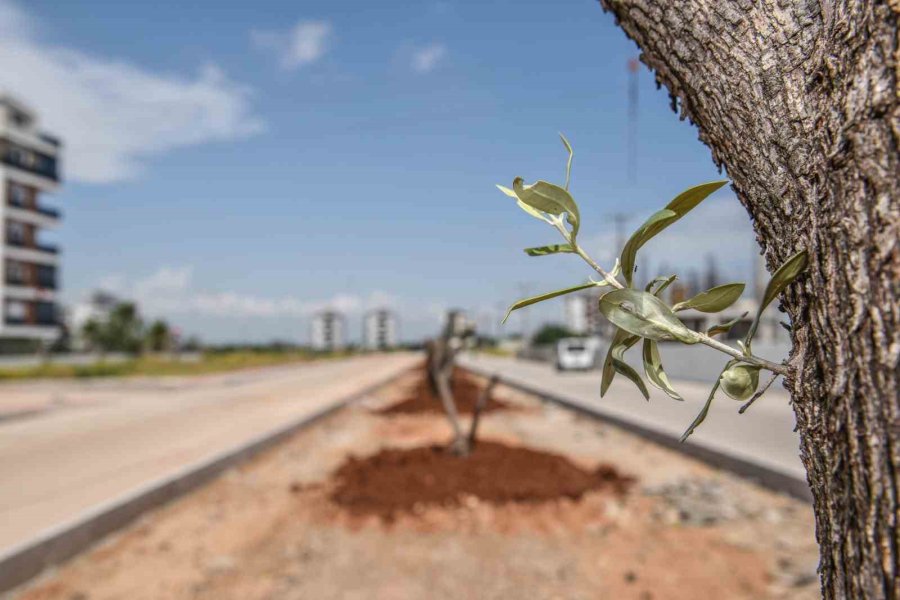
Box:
[462,364,811,503]
[0,365,413,596]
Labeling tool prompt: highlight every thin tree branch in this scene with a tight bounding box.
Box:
[434,365,466,454]
[739,371,781,414]
[467,374,499,450]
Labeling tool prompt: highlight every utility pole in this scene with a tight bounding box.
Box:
[610,212,630,255]
[627,57,640,185]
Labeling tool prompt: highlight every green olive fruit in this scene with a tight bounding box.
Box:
[720,364,761,401]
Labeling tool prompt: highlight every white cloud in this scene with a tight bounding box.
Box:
[251,20,332,70]
[89,265,396,320]
[410,43,446,74]
[0,1,264,183]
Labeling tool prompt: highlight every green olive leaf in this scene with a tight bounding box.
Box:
[672,283,745,313]
[706,312,749,337]
[642,339,682,400]
[611,346,649,400]
[502,282,597,324]
[512,178,580,239]
[523,244,574,257]
[620,209,678,286]
[745,250,808,344]
[760,250,809,311]
[680,360,737,442]
[559,132,573,191]
[664,180,729,218]
[619,181,728,287]
[600,328,640,397]
[497,184,552,224]
[645,275,677,297]
[599,288,699,344]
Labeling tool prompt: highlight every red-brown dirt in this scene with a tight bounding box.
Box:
[329,440,634,520]
[377,367,512,415]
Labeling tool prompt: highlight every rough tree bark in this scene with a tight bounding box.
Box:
[596,1,899,597]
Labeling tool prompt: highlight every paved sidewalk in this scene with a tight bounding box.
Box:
[0,353,419,553]
[461,353,807,489]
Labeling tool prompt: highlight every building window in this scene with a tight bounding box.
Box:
[8,146,26,165]
[10,110,29,127]
[37,265,55,288]
[8,183,28,207]
[36,302,56,325]
[6,300,26,323]
[6,260,26,284]
[6,220,26,245]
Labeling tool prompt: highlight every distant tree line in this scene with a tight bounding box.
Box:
[81,302,174,355]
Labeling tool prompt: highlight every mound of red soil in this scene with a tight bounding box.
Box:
[378,369,511,415]
[329,441,634,520]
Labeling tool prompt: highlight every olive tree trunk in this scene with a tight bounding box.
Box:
[597,1,899,597]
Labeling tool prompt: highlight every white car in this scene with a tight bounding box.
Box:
[556,337,598,371]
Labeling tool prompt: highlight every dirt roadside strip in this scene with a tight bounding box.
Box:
[9,365,820,600]
[0,355,420,596]
[460,355,811,502]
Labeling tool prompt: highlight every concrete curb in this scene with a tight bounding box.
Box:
[0,364,414,596]
[462,365,812,503]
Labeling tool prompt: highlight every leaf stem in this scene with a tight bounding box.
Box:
[559,224,790,377]
[553,221,624,289]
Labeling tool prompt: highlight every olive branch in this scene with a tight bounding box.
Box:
[497,134,808,441]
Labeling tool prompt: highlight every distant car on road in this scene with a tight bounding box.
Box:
[555,337,599,371]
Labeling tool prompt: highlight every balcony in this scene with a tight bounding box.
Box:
[6,239,60,257]
[0,141,59,182]
[4,301,57,327]
[4,314,57,326]
[38,133,61,147]
[6,202,62,225]
[6,276,57,290]
[36,277,56,290]
[36,205,61,219]
[7,239,57,252]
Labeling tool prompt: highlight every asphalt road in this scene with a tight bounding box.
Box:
[460,353,806,484]
[0,353,419,553]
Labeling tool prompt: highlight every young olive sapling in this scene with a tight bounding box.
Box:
[496,135,808,440]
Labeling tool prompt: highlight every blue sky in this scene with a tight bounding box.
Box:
[1,0,761,343]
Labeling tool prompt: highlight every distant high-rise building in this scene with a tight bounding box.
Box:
[564,294,589,334]
[563,291,609,337]
[363,309,397,350]
[0,96,63,345]
[311,310,345,351]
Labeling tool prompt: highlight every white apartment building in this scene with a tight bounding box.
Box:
[0,96,62,344]
[311,310,345,351]
[363,309,397,350]
[564,291,607,336]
